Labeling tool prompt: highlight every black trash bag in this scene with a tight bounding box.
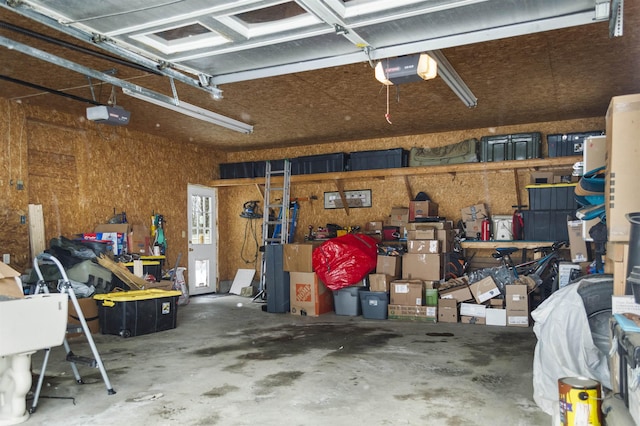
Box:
[47,236,98,268]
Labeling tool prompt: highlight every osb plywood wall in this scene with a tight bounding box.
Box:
[219,117,604,280]
[0,98,225,277]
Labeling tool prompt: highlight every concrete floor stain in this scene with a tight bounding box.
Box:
[190,323,401,361]
[203,384,239,397]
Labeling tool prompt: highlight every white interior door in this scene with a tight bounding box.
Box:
[187,184,218,295]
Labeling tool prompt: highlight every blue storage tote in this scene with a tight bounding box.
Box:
[360,291,389,320]
[350,148,408,171]
[333,286,363,316]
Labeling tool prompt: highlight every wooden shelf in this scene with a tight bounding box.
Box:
[209,156,580,187]
[460,240,561,250]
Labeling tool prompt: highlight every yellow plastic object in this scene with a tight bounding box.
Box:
[94,289,181,305]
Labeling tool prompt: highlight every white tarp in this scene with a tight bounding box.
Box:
[531,282,611,414]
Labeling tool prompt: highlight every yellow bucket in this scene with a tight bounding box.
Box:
[558,377,602,426]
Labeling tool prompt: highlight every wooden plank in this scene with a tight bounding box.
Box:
[209,156,580,187]
[28,204,46,258]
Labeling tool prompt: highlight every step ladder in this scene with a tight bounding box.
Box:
[30,253,115,414]
[255,160,291,301]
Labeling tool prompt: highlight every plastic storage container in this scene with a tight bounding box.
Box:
[359,291,389,319]
[290,153,349,175]
[526,183,578,210]
[253,159,286,177]
[521,210,574,241]
[219,162,255,179]
[333,286,362,316]
[479,132,542,162]
[547,131,604,157]
[350,148,408,171]
[94,289,182,337]
[425,289,438,306]
[67,259,114,293]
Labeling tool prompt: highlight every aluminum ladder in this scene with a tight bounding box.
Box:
[255,159,291,301]
[30,253,115,414]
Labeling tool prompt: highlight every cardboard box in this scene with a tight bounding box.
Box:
[68,297,100,336]
[407,239,440,254]
[388,304,437,322]
[461,204,488,221]
[506,310,530,327]
[567,219,588,263]
[485,308,507,326]
[606,94,640,242]
[95,223,129,255]
[505,285,528,311]
[409,200,439,221]
[469,276,500,304]
[402,253,442,281]
[0,262,23,298]
[144,280,174,291]
[390,280,424,306]
[464,219,484,237]
[365,221,383,232]
[406,222,452,231]
[289,272,334,316]
[488,298,505,308]
[438,298,458,323]
[389,207,409,224]
[437,229,455,252]
[460,302,486,318]
[460,315,485,325]
[368,273,392,292]
[407,229,437,240]
[438,285,473,302]
[128,224,151,255]
[376,255,401,278]
[283,243,318,272]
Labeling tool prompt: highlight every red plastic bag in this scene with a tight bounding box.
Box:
[312,234,378,291]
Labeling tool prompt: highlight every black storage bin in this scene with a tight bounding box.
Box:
[350,148,408,171]
[526,183,578,210]
[253,159,286,177]
[480,132,542,162]
[521,210,574,241]
[219,162,254,179]
[265,244,290,313]
[290,153,349,175]
[547,131,604,157]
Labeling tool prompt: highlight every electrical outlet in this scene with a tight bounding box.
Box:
[3,254,10,264]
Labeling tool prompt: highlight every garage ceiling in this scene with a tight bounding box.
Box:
[0,0,637,151]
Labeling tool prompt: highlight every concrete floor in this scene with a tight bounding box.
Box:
[24,294,551,426]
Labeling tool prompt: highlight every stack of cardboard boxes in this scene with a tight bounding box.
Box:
[283,243,333,316]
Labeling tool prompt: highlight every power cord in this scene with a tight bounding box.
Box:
[240,218,260,264]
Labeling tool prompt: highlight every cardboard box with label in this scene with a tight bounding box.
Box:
[439,284,473,302]
[567,219,588,263]
[365,221,383,232]
[0,262,23,298]
[438,298,458,323]
[388,304,437,322]
[463,219,484,237]
[460,302,486,318]
[506,311,530,327]
[606,94,640,242]
[402,253,442,281]
[505,285,528,311]
[289,272,334,316]
[368,273,393,292]
[461,204,488,221]
[407,239,440,254]
[376,255,401,278]
[469,276,500,304]
[407,229,437,240]
[460,315,486,325]
[128,224,151,255]
[388,207,409,227]
[390,280,424,306]
[409,200,439,221]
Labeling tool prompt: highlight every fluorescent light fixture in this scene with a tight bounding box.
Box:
[375,53,438,86]
[121,87,253,134]
[427,50,477,108]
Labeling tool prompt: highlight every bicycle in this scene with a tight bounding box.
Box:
[491,241,569,305]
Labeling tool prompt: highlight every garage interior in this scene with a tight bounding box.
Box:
[1,1,639,425]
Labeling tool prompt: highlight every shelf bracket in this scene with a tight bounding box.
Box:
[254,183,265,201]
[404,175,414,201]
[334,180,350,215]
